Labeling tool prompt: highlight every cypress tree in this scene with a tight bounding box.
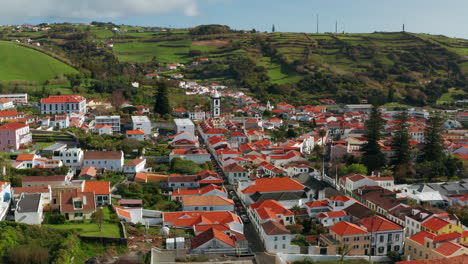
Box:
[362,105,386,172]
[392,111,411,165]
[154,81,171,115]
[422,113,445,163]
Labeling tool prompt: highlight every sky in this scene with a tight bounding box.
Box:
[1,0,468,38]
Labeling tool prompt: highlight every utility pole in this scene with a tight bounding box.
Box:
[402,24,405,32]
[335,20,338,34]
[316,14,319,34]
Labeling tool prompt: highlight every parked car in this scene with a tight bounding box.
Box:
[240,214,250,223]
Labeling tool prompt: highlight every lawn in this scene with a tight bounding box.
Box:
[436,88,467,104]
[257,57,304,84]
[0,41,78,82]
[113,40,217,63]
[47,223,121,238]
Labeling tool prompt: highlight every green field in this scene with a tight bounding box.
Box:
[257,57,304,84]
[114,39,217,63]
[46,222,121,238]
[0,41,78,82]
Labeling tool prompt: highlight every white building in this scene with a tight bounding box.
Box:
[174,118,195,135]
[52,148,84,169]
[0,98,14,110]
[0,93,28,104]
[131,116,152,135]
[15,193,44,225]
[40,95,86,115]
[83,151,124,171]
[95,116,121,133]
[360,216,405,255]
[123,158,146,174]
[189,111,205,121]
[0,182,12,221]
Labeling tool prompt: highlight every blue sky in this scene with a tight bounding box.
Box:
[3,0,468,38]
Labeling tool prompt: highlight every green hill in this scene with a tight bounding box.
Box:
[0,41,78,83]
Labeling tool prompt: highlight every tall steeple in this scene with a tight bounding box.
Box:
[211,89,221,118]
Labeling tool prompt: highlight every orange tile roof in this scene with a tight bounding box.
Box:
[251,200,294,216]
[13,186,49,194]
[191,228,235,249]
[0,110,18,117]
[116,208,132,219]
[79,166,97,177]
[261,220,290,235]
[409,231,436,246]
[434,241,464,257]
[433,232,461,243]
[41,95,85,104]
[84,181,110,195]
[305,200,329,208]
[319,211,348,218]
[163,211,241,228]
[16,154,35,161]
[360,216,403,232]
[181,196,234,206]
[330,221,368,236]
[0,122,27,130]
[422,217,450,232]
[126,129,145,135]
[241,177,304,194]
[124,158,145,166]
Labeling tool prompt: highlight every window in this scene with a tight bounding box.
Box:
[353,245,359,249]
[388,234,392,242]
[354,237,360,241]
[274,237,278,241]
[408,246,411,251]
[282,236,286,240]
[282,244,286,249]
[344,238,349,242]
[395,234,399,241]
[74,201,83,209]
[394,246,400,252]
[274,245,277,249]
[380,235,384,242]
[74,212,83,217]
[378,247,385,254]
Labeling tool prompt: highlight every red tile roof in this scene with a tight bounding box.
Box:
[84,151,123,160]
[116,208,132,219]
[318,211,348,218]
[422,217,450,232]
[126,129,145,135]
[305,200,329,208]
[60,190,96,213]
[191,228,235,249]
[433,232,461,243]
[13,186,49,194]
[241,177,304,194]
[0,110,18,117]
[181,195,234,206]
[163,211,241,228]
[409,231,436,246]
[251,200,294,216]
[79,166,97,177]
[434,241,464,257]
[261,220,290,235]
[84,181,110,195]
[41,95,85,104]
[124,158,145,167]
[16,154,35,161]
[0,122,27,130]
[22,175,66,183]
[330,221,368,236]
[360,216,403,232]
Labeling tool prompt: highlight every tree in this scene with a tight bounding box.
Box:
[91,208,104,232]
[337,243,351,264]
[272,24,275,33]
[362,105,386,172]
[318,129,327,147]
[341,163,368,176]
[387,251,402,264]
[422,113,445,163]
[154,81,171,115]
[392,111,411,165]
[445,155,463,180]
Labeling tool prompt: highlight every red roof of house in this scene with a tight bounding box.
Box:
[79,166,97,177]
[422,217,450,232]
[16,154,35,161]
[60,190,96,213]
[434,241,464,257]
[0,110,18,117]
[224,162,247,172]
[409,231,436,246]
[163,211,241,228]
[13,186,49,194]
[83,181,110,195]
[433,232,461,243]
[126,129,145,135]
[261,220,291,235]
[305,200,329,208]
[360,216,403,232]
[329,221,368,236]
[116,207,132,218]
[0,122,27,130]
[124,158,145,167]
[242,177,304,194]
[191,228,235,249]
[318,211,347,218]
[41,95,85,104]
[251,200,294,216]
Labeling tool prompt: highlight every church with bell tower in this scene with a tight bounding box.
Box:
[211,89,221,118]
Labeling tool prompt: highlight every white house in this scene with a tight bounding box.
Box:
[360,216,405,255]
[123,158,146,174]
[131,116,152,135]
[52,148,84,169]
[15,193,44,225]
[83,151,124,171]
[40,95,87,115]
[0,182,12,221]
[126,129,146,141]
[0,98,14,110]
[174,118,195,135]
[95,116,121,133]
[95,125,113,135]
[258,220,299,254]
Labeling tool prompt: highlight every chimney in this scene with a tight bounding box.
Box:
[83,195,87,205]
[377,172,381,177]
[371,171,374,176]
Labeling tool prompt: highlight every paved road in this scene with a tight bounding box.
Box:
[244,222,265,253]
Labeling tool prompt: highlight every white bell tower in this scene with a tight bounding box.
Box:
[211,89,221,118]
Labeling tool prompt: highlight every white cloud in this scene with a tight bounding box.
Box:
[0,0,201,20]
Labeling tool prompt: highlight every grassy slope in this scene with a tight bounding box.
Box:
[0,41,78,82]
[257,57,303,84]
[114,39,217,63]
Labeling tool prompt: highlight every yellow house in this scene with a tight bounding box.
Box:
[462,231,468,245]
[405,231,467,260]
[421,217,463,235]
